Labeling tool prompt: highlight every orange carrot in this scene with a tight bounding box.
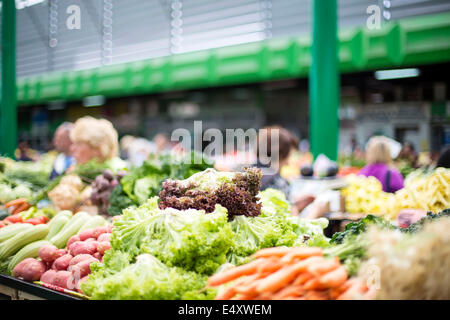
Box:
[4,198,26,208]
[255,263,301,294]
[307,257,340,276]
[214,286,237,300]
[293,272,313,285]
[280,247,323,263]
[283,295,306,300]
[12,202,30,214]
[253,293,272,300]
[272,285,304,300]
[208,259,262,286]
[252,247,293,258]
[234,291,259,300]
[305,290,329,300]
[256,255,325,293]
[319,266,348,288]
[257,257,283,273]
[233,274,261,295]
[329,281,352,299]
[303,278,321,291]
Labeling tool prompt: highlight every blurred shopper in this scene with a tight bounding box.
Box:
[119,135,136,160]
[50,122,75,179]
[359,136,404,193]
[397,141,418,168]
[436,146,450,168]
[69,116,125,170]
[127,137,157,166]
[154,133,171,154]
[256,125,299,198]
[15,141,38,162]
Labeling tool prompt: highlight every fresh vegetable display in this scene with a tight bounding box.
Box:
[389,167,450,217]
[90,169,127,215]
[47,175,86,211]
[341,174,394,216]
[1,155,449,301]
[342,168,450,219]
[80,185,329,300]
[401,208,450,233]
[208,246,366,300]
[0,153,56,192]
[107,152,212,216]
[33,224,112,292]
[158,167,262,219]
[0,210,108,279]
[325,215,396,276]
[357,216,450,299]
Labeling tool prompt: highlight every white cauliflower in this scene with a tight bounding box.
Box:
[59,175,84,192]
[48,184,80,210]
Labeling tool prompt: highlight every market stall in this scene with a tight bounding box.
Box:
[0,150,449,300]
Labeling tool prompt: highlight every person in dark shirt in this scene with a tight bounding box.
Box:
[256,125,299,199]
[436,146,450,168]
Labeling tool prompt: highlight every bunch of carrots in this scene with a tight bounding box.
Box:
[4,198,31,214]
[208,246,370,300]
[1,198,47,229]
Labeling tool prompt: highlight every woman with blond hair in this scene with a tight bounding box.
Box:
[359,136,404,193]
[70,116,119,164]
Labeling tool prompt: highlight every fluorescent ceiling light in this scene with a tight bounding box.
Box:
[375,68,420,80]
[83,95,105,107]
[15,0,45,10]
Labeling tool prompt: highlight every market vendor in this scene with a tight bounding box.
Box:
[50,122,75,179]
[359,136,404,193]
[68,116,125,171]
[256,125,299,199]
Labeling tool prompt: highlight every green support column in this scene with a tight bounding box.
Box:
[309,0,340,161]
[0,0,17,158]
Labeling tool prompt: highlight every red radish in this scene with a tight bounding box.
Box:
[71,258,98,278]
[13,258,46,281]
[97,233,111,242]
[55,249,66,259]
[38,244,60,262]
[69,241,97,256]
[106,224,113,233]
[92,226,109,239]
[40,269,57,284]
[84,238,96,243]
[78,228,95,241]
[45,261,53,270]
[97,241,111,255]
[69,254,94,266]
[67,235,80,248]
[52,271,72,289]
[93,252,102,261]
[53,254,73,271]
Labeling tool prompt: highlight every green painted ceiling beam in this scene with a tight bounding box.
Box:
[309,0,339,161]
[1,0,17,157]
[16,11,450,106]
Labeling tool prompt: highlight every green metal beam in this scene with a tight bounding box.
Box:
[0,0,17,157]
[14,11,450,106]
[309,0,339,161]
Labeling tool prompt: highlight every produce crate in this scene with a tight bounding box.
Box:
[0,274,80,300]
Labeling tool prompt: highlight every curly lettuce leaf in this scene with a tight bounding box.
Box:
[82,254,216,300]
[111,198,233,275]
[258,188,291,217]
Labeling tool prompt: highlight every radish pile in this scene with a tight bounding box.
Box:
[13,225,112,293]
